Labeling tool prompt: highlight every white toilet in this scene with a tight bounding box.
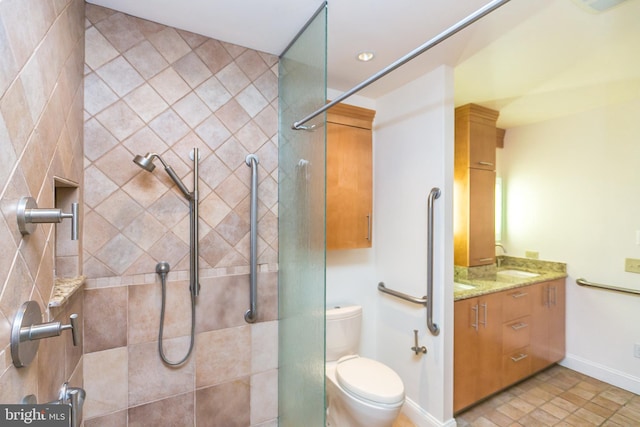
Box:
[326,305,405,427]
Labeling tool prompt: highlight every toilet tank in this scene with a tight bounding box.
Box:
[326,305,362,362]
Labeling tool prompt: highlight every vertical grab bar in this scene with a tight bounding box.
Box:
[426,187,440,336]
[244,154,259,323]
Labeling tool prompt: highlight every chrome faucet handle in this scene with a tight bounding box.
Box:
[23,313,79,346]
[61,314,79,346]
[17,197,79,240]
[12,301,81,368]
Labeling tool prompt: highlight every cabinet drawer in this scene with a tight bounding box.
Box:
[503,346,531,387]
[502,288,532,321]
[503,316,531,354]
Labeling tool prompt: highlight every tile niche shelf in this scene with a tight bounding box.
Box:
[49,276,86,308]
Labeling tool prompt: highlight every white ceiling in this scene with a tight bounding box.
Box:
[86,0,640,128]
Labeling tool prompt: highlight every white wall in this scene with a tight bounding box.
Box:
[326,65,456,426]
[500,98,640,393]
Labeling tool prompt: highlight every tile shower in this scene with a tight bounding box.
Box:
[1,1,280,426]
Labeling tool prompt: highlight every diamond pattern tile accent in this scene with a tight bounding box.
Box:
[95,189,145,231]
[84,72,118,116]
[173,52,212,88]
[149,109,191,145]
[148,27,191,64]
[84,5,279,287]
[149,67,191,105]
[173,92,211,128]
[236,84,268,118]
[95,100,145,141]
[124,83,169,123]
[94,12,145,52]
[95,233,144,275]
[96,56,144,97]
[123,40,169,80]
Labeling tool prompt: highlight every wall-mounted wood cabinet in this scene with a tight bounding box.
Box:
[326,103,376,250]
[454,279,566,413]
[454,104,500,267]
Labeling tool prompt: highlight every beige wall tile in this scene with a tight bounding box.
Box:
[251,369,278,425]
[196,325,250,388]
[128,392,194,426]
[196,379,250,427]
[128,338,194,406]
[84,286,128,353]
[84,347,128,418]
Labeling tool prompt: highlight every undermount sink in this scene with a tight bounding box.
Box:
[454,282,476,292]
[497,269,540,278]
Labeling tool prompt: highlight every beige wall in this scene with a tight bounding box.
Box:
[0,0,85,406]
[82,4,279,426]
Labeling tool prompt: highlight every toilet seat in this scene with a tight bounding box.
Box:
[335,355,404,405]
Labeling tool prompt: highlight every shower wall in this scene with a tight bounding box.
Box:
[0,0,85,406]
[82,4,279,426]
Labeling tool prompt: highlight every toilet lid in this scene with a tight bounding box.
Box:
[336,356,404,404]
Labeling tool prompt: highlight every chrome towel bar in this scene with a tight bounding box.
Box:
[576,278,640,296]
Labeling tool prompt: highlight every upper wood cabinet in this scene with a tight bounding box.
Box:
[454,103,500,267]
[455,104,499,171]
[326,103,376,250]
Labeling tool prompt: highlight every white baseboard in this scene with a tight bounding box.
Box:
[560,354,640,394]
[401,397,457,427]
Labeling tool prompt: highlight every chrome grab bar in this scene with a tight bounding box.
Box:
[244,154,259,323]
[377,282,427,305]
[576,278,640,296]
[426,187,440,336]
[376,188,441,336]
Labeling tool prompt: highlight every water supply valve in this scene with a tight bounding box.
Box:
[11,300,79,367]
[16,196,78,240]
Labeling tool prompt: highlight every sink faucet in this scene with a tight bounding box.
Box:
[495,243,507,267]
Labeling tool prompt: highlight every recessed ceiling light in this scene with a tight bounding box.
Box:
[356,51,375,62]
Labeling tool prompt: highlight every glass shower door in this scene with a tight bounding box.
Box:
[278,3,327,426]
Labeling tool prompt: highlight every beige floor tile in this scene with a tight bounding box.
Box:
[455,365,639,427]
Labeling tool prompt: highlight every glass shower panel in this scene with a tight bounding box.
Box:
[278,3,327,426]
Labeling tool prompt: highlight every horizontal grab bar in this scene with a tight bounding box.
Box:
[377,282,427,305]
[576,278,640,296]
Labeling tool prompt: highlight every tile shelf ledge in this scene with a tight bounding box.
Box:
[49,276,86,308]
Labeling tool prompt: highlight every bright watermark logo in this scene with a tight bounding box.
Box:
[0,405,69,426]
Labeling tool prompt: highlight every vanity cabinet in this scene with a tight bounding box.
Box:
[454,291,503,412]
[530,279,566,373]
[454,103,499,267]
[454,278,566,413]
[326,103,376,250]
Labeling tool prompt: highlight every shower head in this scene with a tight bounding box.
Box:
[133,153,157,172]
[132,152,192,200]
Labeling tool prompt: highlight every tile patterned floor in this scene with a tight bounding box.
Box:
[456,365,640,426]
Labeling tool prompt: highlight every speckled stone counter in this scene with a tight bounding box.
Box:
[454,256,567,301]
[49,276,86,307]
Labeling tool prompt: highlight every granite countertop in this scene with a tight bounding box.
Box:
[454,256,567,301]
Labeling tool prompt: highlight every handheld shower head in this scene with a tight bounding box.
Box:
[133,153,157,172]
[132,152,192,200]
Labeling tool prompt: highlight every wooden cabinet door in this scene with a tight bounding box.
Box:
[530,279,566,373]
[326,121,372,249]
[454,292,503,413]
[454,297,480,412]
[547,280,566,364]
[468,168,495,265]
